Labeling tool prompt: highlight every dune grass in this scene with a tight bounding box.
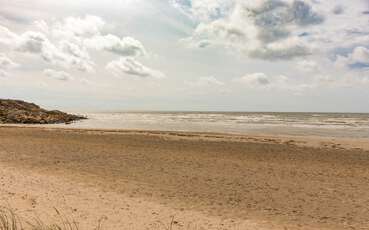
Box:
[0,207,103,230]
[0,207,189,230]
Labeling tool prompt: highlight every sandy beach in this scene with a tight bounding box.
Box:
[3,0,369,228]
[0,126,369,229]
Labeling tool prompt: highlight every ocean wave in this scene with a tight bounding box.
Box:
[53,112,369,138]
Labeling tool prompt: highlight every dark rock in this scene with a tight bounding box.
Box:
[0,99,87,124]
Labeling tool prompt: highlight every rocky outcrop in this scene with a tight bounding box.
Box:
[0,99,86,124]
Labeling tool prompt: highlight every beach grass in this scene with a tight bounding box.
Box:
[0,207,185,230]
[0,207,104,230]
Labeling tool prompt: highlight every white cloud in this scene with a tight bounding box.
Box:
[350,47,369,65]
[335,46,369,70]
[50,16,148,57]
[15,31,95,72]
[0,53,18,77]
[43,69,73,81]
[235,69,369,92]
[85,34,146,57]
[11,15,147,73]
[51,15,105,39]
[34,20,49,34]
[59,40,90,60]
[58,40,94,72]
[1,14,152,77]
[106,58,165,79]
[0,25,18,46]
[194,0,233,20]
[171,0,235,24]
[236,73,279,87]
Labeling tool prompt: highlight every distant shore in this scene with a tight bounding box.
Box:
[0,126,368,229]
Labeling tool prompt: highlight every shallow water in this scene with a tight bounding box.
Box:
[49,112,369,138]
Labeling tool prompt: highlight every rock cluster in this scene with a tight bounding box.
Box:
[0,99,86,124]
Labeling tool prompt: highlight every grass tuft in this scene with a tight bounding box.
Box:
[0,207,104,230]
[0,207,202,230]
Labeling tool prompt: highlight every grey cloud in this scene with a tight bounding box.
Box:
[235,72,312,92]
[250,42,311,60]
[248,0,324,41]
[106,58,165,79]
[0,53,18,69]
[290,0,324,26]
[85,35,146,57]
[16,31,48,53]
[258,28,290,43]
[175,0,324,60]
[332,5,344,15]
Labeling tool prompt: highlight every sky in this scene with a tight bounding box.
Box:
[0,0,369,112]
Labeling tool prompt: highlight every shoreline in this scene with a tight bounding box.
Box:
[1,124,369,150]
[1,126,369,229]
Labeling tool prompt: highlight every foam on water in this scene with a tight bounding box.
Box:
[52,112,369,138]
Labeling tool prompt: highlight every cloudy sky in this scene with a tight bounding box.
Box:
[1,0,369,112]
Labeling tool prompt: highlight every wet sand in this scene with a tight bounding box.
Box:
[0,126,369,229]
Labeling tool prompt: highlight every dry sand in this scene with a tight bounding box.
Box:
[0,126,369,229]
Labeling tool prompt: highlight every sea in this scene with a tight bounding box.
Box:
[51,111,369,138]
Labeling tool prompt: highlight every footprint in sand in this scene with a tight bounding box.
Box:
[22,195,37,208]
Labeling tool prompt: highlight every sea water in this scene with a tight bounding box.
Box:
[52,112,369,138]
